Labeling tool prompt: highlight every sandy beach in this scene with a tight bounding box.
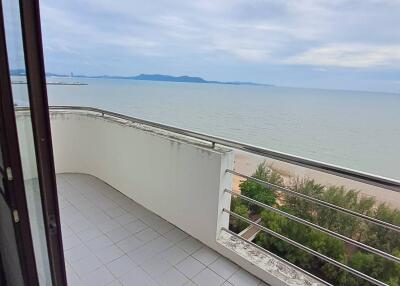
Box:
[232,150,400,209]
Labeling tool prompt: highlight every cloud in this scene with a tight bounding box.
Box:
[38,0,400,91]
[285,44,400,68]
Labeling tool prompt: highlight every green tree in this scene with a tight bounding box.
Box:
[229,197,250,233]
[232,162,400,285]
[347,251,400,286]
[239,161,281,214]
[363,203,400,254]
[255,208,347,284]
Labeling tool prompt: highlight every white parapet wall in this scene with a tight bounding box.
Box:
[44,110,324,286]
[49,111,233,247]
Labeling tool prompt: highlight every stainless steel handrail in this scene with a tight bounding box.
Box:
[224,209,388,286]
[227,170,400,233]
[220,227,334,286]
[23,105,397,285]
[41,105,400,192]
[225,189,400,264]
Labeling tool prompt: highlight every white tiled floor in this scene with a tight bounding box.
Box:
[58,173,266,286]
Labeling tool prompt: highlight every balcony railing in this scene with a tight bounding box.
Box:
[17,106,400,286]
[43,106,400,192]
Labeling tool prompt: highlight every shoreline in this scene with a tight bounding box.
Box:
[233,150,400,209]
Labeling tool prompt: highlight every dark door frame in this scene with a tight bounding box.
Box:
[0,1,39,285]
[0,0,67,284]
[19,0,67,285]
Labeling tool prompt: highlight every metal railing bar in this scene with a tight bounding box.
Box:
[220,227,334,286]
[224,209,388,286]
[29,105,400,192]
[226,169,400,233]
[225,189,400,264]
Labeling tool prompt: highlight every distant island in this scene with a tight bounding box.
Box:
[10,69,272,87]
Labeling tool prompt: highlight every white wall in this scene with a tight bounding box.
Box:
[47,111,323,286]
[50,112,234,248]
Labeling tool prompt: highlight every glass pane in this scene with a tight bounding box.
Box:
[0,173,3,194]
[0,169,3,194]
[0,139,3,168]
[2,1,52,285]
[0,195,24,286]
[0,138,3,192]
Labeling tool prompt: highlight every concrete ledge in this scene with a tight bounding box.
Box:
[218,230,328,286]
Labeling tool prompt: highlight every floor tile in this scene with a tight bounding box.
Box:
[106,255,137,278]
[156,268,188,286]
[163,227,188,243]
[228,269,260,286]
[61,224,74,238]
[96,200,119,211]
[124,219,148,234]
[209,257,239,280]
[141,256,172,278]
[105,207,128,219]
[192,247,220,266]
[59,174,261,286]
[105,226,131,243]
[177,237,202,254]
[129,205,153,218]
[86,212,111,225]
[86,235,114,252]
[140,213,162,226]
[96,245,124,264]
[136,228,160,243]
[152,219,174,234]
[116,235,144,253]
[114,213,137,225]
[161,246,189,265]
[68,218,92,233]
[146,236,173,253]
[65,262,80,286]
[119,266,155,286]
[65,243,93,263]
[98,219,121,233]
[71,253,102,277]
[76,228,103,242]
[80,266,114,286]
[175,256,205,279]
[63,233,82,250]
[106,280,122,286]
[127,245,158,265]
[192,268,225,286]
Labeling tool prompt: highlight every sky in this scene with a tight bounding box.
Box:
[39,0,400,92]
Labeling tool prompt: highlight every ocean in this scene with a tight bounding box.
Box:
[14,76,400,180]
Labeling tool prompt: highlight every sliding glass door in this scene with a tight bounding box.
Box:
[0,0,66,285]
[2,0,52,284]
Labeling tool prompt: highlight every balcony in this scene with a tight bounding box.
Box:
[16,107,400,286]
[58,173,264,286]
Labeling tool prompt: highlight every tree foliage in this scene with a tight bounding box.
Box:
[239,161,281,213]
[231,161,400,285]
[229,197,250,233]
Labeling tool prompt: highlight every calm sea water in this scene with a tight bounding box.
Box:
[17,77,400,180]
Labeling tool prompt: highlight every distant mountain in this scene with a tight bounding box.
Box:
[133,74,208,83]
[10,69,26,76]
[131,74,272,86]
[10,69,273,86]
